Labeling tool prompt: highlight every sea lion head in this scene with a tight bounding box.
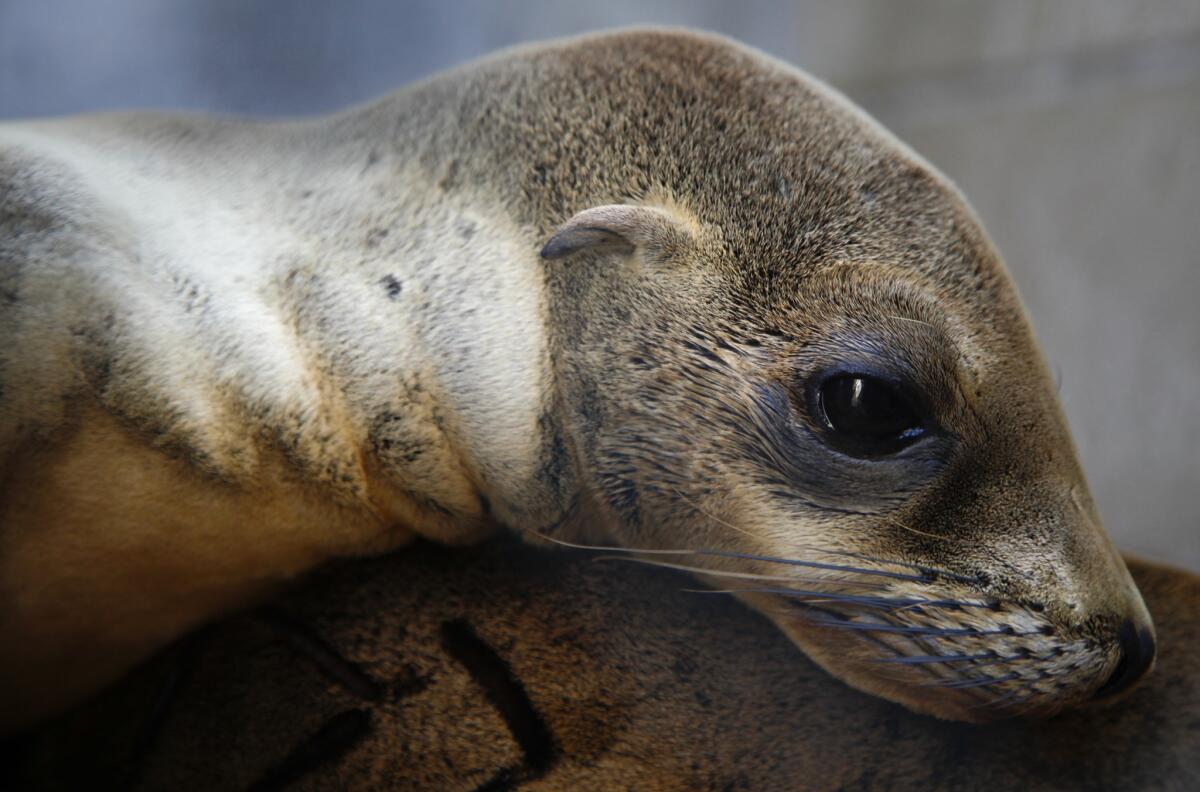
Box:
[530,30,1154,722]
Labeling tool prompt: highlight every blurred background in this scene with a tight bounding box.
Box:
[2,1,1197,569]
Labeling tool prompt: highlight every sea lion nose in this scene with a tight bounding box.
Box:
[1092,618,1156,700]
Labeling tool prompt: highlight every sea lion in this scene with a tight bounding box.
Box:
[0,28,1154,732]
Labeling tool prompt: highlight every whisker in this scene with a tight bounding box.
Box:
[703,586,995,612]
[975,694,1018,710]
[805,620,1041,638]
[961,672,1043,709]
[527,531,697,556]
[529,530,941,584]
[669,486,764,541]
[930,673,1021,690]
[972,685,1034,710]
[591,556,888,589]
[797,605,960,685]
[698,550,938,582]
[880,514,948,542]
[606,489,961,583]
[682,587,902,600]
[894,597,996,611]
[683,586,926,609]
[682,590,893,607]
[982,676,1051,712]
[969,653,1033,670]
[815,549,979,586]
[874,652,1000,665]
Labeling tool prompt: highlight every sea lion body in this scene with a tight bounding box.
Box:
[0,108,554,728]
[0,29,1153,731]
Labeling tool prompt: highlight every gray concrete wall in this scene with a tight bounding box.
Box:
[2,1,1197,569]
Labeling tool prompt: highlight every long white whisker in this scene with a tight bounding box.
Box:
[880,514,948,542]
[528,531,938,583]
[592,555,890,589]
[526,530,697,556]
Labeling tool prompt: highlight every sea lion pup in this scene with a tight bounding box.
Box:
[0,28,1154,731]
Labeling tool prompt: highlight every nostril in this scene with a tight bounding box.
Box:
[1092,618,1156,701]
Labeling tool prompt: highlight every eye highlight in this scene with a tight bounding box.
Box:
[812,374,926,457]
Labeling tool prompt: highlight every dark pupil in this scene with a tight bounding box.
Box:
[819,375,922,442]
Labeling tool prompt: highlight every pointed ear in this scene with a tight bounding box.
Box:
[540,204,693,260]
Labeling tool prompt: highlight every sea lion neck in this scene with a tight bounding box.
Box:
[277,135,581,536]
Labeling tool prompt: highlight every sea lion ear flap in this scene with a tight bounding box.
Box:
[540,204,692,261]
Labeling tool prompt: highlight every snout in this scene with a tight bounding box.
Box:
[739,542,1160,723]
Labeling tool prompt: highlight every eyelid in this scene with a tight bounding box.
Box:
[807,368,926,413]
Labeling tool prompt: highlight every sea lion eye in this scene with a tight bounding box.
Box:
[814,374,925,456]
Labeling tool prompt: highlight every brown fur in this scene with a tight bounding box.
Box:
[0,28,1153,729]
[7,542,1197,790]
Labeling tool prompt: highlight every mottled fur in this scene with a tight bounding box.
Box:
[0,29,1151,730]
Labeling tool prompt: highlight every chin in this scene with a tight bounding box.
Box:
[736,589,1118,724]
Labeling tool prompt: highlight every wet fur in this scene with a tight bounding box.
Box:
[0,29,1151,730]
